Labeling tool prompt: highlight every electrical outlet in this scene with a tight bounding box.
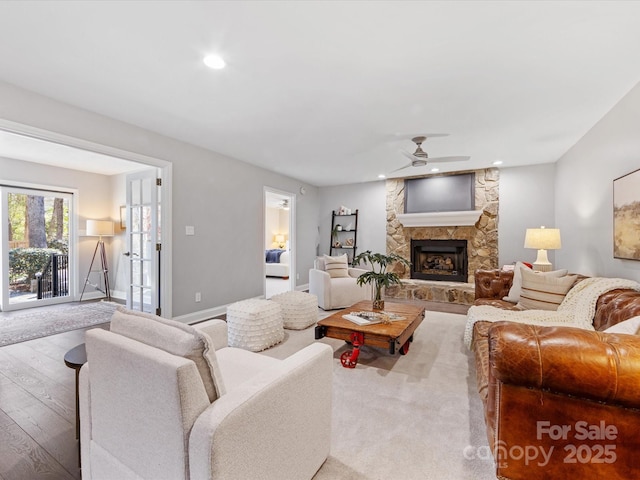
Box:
[296,273,300,280]
[195,292,201,302]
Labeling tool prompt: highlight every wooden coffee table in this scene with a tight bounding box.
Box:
[315,301,425,355]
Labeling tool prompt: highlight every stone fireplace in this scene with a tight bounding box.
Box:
[384,169,499,304]
[411,239,468,282]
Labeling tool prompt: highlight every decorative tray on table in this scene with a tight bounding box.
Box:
[342,311,406,326]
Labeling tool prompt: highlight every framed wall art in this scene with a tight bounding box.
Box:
[613,168,640,260]
[120,205,127,230]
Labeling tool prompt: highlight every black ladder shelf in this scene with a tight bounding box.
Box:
[330,209,359,264]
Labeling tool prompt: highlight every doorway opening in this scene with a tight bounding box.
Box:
[264,188,295,298]
[0,120,173,317]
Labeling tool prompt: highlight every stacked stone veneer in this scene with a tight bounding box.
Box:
[385,168,499,304]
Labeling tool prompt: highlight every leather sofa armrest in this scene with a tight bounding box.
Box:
[474,269,514,300]
[593,288,640,331]
[488,321,640,409]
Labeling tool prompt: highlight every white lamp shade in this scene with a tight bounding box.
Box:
[275,234,285,244]
[524,227,561,250]
[87,220,114,237]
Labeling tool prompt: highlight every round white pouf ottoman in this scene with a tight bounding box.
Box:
[270,291,318,330]
[226,299,285,352]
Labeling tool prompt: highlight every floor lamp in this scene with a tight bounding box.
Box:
[80,220,114,301]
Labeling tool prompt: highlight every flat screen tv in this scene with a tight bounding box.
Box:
[404,173,475,213]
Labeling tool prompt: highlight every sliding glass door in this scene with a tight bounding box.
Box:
[1,185,75,311]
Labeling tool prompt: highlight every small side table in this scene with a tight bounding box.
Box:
[64,343,86,466]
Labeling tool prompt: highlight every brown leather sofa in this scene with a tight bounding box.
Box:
[471,269,640,480]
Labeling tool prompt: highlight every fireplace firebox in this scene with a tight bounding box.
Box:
[410,239,468,282]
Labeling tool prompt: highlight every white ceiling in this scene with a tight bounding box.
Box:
[0,1,639,185]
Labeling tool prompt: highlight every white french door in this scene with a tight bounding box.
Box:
[0,185,75,311]
[125,169,160,314]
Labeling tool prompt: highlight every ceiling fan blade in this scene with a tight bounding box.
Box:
[390,162,414,173]
[400,150,419,161]
[427,155,471,163]
[421,133,449,138]
[381,132,450,143]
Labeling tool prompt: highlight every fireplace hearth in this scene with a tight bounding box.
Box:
[411,239,468,282]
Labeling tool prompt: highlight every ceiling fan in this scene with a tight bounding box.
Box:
[392,135,470,173]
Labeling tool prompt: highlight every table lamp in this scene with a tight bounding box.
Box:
[275,234,286,249]
[524,226,561,272]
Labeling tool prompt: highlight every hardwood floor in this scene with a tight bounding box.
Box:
[0,323,106,480]
[0,298,468,479]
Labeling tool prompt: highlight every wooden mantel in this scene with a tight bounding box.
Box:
[395,210,482,228]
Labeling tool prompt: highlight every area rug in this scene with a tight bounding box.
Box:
[262,309,496,480]
[0,301,118,347]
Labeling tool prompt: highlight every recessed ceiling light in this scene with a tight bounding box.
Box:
[493,160,503,166]
[378,174,386,179]
[431,167,439,172]
[203,54,226,69]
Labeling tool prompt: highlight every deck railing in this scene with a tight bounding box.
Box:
[36,253,69,299]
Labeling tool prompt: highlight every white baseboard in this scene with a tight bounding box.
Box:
[172,305,228,324]
[172,284,311,325]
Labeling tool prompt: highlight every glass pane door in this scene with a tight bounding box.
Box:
[126,170,159,313]
[1,186,73,311]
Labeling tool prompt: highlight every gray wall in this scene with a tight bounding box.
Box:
[555,81,640,280]
[316,170,561,272]
[317,181,387,259]
[498,163,557,267]
[5,75,640,314]
[0,81,319,317]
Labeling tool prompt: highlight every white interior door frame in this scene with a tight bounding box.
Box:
[264,186,296,295]
[0,118,174,317]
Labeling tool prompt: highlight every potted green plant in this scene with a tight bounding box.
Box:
[352,250,410,310]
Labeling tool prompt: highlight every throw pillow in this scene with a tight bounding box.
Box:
[517,268,578,311]
[323,254,349,278]
[503,262,568,303]
[603,316,640,335]
[110,307,225,402]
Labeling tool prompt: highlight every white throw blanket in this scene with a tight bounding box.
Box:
[464,277,640,349]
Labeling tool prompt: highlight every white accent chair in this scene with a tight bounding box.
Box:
[79,307,333,480]
[309,256,371,310]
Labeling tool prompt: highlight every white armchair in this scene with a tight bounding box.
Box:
[309,255,372,310]
[79,307,332,480]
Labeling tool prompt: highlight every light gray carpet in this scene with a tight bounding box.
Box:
[0,301,118,346]
[262,309,496,480]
